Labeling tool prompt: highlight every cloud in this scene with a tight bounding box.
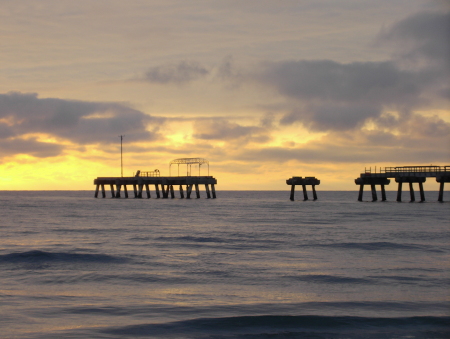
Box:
[245,10,449,132]
[0,138,64,158]
[0,92,162,158]
[234,115,450,165]
[192,118,271,144]
[253,59,430,131]
[142,61,209,84]
[377,11,450,68]
[0,91,160,143]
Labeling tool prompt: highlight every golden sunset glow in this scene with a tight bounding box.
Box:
[0,1,449,191]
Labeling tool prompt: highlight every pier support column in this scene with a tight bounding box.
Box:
[170,185,175,199]
[418,182,425,202]
[205,184,211,198]
[397,182,402,202]
[312,185,317,200]
[211,184,216,199]
[179,185,184,199]
[124,185,129,198]
[145,184,150,198]
[138,184,144,198]
[155,184,160,198]
[133,184,138,198]
[101,184,106,198]
[371,184,378,202]
[438,182,444,202]
[290,185,295,201]
[186,184,193,199]
[195,184,200,198]
[358,185,364,202]
[302,184,308,201]
[110,184,115,198]
[161,185,169,199]
[116,184,122,198]
[356,177,389,202]
[409,182,415,202]
[95,185,99,198]
[381,185,386,201]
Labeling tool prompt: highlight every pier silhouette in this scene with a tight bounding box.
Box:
[94,158,217,199]
[286,177,320,201]
[355,165,450,202]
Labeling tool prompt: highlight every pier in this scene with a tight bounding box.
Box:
[94,158,217,199]
[355,165,450,202]
[286,177,320,201]
[94,175,217,199]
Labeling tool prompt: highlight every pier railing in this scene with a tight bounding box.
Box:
[364,165,450,175]
[384,166,449,174]
[134,169,160,177]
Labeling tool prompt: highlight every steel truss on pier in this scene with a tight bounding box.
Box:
[169,158,209,176]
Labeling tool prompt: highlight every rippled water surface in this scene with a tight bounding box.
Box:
[1,190,449,338]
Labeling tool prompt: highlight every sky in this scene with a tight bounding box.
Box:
[0,0,449,190]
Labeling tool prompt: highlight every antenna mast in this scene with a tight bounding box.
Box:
[119,135,124,177]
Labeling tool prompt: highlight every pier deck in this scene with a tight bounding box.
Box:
[355,166,449,202]
[94,176,217,199]
[286,176,320,201]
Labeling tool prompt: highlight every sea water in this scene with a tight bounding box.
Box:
[0,190,449,338]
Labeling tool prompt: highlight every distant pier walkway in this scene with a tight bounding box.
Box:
[94,175,217,199]
[355,165,450,202]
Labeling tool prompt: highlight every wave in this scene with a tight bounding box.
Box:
[312,241,445,252]
[0,250,128,264]
[96,315,450,338]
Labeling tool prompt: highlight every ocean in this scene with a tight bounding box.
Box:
[1,190,449,338]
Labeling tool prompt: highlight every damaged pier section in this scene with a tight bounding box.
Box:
[355,165,450,202]
[286,177,320,201]
[94,176,217,199]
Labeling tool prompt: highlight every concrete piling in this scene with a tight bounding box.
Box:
[355,177,390,202]
[397,182,402,202]
[179,185,184,199]
[409,182,415,202]
[195,184,200,198]
[381,185,386,201]
[302,184,308,201]
[371,184,378,201]
[312,185,317,200]
[418,182,425,202]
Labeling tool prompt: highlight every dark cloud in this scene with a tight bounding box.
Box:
[0,138,64,158]
[377,11,450,68]
[254,59,431,131]
[0,91,160,143]
[281,102,381,131]
[0,92,162,158]
[248,11,450,132]
[258,60,422,103]
[143,61,209,84]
